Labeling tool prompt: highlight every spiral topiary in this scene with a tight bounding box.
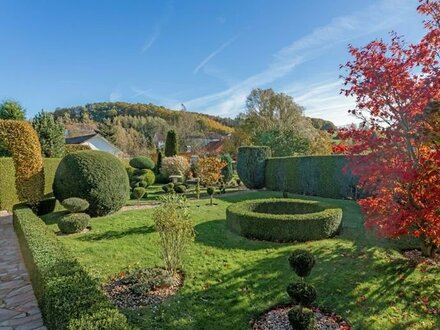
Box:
[53,150,130,216]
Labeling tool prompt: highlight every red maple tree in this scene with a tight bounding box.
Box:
[339,0,440,257]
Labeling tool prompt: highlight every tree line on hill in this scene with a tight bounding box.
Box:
[0,87,338,158]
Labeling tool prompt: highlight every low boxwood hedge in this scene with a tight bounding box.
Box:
[226,198,342,242]
[13,204,131,330]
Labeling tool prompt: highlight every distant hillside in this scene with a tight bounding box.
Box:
[53,102,235,134]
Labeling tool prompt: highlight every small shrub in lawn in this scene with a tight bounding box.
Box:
[288,250,316,278]
[286,250,317,330]
[174,185,187,194]
[122,268,174,294]
[132,187,146,200]
[153,194,195,275]
[206,186,215,205]
[287,306,315,330]
[58,213,90,234]
[138,180,149,188]
[62,197,89,213]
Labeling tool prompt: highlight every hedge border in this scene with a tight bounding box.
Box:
[264,155,360,199]
[226,198,342,242]
[13,204,130,330]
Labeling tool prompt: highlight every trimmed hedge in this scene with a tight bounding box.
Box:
[226,198,342,242]
[53,151,130,216]
[0,120,44,206]
[12,204,130,329]
[0,158,61,211]
[265,155,359,199]
[236,146,271,189]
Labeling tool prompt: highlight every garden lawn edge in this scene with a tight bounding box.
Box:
[12,204,131,330]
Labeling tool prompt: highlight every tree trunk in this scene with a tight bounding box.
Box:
[420,238,437,258]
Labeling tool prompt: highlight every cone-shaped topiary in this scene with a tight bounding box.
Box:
[165,130,178,157]
[288,250,316,278]
[53,151,130,216]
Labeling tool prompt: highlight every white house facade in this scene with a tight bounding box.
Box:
[65,133,122,156]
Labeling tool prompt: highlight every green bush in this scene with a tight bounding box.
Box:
[35,197,56,216]
[138,180,149,188]
[12,204,130,329]
[288,250,316,278]
[153,194,195,274]
[58,213,90,234]
[226,198,342,242]
[53,151,130,217]
[162,184,171,193]
[287,282,317,306]
[129,156,155,170]
[62,197,89,213]
[65,144,91,154]
[206,187,215,195]
[0,158,61,211]
[220,153,233,183]
[265,155,360,199]
[144,169,156,185]
[236,146,271,189]
[165,130,178,157]
[174,184,187,194]
[287,306,315,330]
[132,187,146,200]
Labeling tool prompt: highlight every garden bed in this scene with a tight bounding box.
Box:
[252,304,351,330]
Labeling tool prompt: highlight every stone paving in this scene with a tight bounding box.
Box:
[0,211,46,330]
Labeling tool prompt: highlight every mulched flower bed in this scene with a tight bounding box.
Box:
[104,268,184,309]
[402,249,440,267]
[252,305,351,330]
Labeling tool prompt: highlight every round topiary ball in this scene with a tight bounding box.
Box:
[58,213,90,234]
[131,187,146,200]
[287,306,315,330]
[129,156,155,170]
[61,197,89,213]
[206,187,215,195]
[288,250,316,278]
[286,282,317,306]
[174,184,187,194]
[53,151,130,217]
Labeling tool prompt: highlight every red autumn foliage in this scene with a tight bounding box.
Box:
[339,0,440,256]
[332,144,349,154]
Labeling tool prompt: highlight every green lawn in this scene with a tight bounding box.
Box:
[42,192,439,330]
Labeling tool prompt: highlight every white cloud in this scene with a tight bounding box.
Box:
[193,35,239,74]
[182,0,414,120]
[141,29,161,53]
[109,91,122,102]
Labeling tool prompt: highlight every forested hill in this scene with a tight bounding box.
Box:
[53,102,235,135]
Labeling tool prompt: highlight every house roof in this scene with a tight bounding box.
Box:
[202,139,225,154]
[65,133,97,144]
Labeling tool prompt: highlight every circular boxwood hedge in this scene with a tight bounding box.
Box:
[53,151,130,217]
[226,198,342,242]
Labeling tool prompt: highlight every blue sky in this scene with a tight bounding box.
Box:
[0,0,424,125]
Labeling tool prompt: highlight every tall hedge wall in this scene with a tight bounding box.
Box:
[0,158,61,211]
[265,155,359,199]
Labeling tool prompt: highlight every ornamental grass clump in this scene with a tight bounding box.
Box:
[287,250,317,330]
[153,194,195,275]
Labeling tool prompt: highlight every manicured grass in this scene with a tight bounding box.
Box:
[42,192,439,330]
